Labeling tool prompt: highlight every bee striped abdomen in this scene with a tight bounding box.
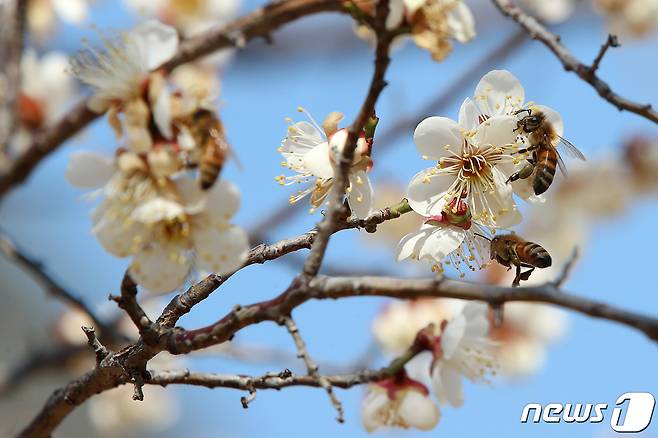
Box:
[533,147,558,195]
[517,242,552,268]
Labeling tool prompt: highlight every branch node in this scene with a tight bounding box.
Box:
[81,326,109,365]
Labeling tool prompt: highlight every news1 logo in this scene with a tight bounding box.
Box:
[520,392,656,432]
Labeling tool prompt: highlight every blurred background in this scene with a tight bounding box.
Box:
[1,0,658,437]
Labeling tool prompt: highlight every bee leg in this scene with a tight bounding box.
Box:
[506,161,535,184]
[519,266,535,282]
[512,264,523,287]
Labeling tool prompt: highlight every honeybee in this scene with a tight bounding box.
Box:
[478,233,552,287]
[182,108,234,190]
[506,108,586,195]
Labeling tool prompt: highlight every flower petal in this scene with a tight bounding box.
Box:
[413,116,463,161]
[406,169,454,216]
[132,197,185,225]
[132,20,179,71]
[205,179,241,220]
[347,171,373,219]
[441,313,466,359]
[129,243,192,294]
[447,2,476,43]
[458,97,480,131]
[192,224,249,275]
[473,115,518,149]
[396,227,433,261]
[435,365,464,407]
[52,0,88,23]
[474,70,525,117]
[302,141,334,179]
[532,104,563,136]
[470,167,521,228]
[92,205,149,258]
[418,225,465,261]
[174,177,207,215]
[281,121,325,170]
[66,151,114,189]
[398,389,441,430]
[361,387,390,433]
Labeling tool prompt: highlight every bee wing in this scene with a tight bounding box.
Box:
[557,135,586,161]
[557,152,568,177]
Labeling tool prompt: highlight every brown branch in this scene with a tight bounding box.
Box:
[491,0,658,124]
[110,272,157,343]
[591,34,619,73]
[303,0,393,277]
[82,326,109,365]
[0,0,348,199]
[280,316,344,422]
[0,233,119,339]
[0,0,28,155]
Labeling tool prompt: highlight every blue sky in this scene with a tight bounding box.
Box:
[2,0,658,437]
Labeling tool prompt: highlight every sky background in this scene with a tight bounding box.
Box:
[1,0,658,437]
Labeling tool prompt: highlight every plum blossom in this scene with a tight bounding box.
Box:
[429,302,497,407]
[463,70,569,203]
[70,19,179,113]
[276,108,374,219]
[355,0,475,61]
[595,0,658,38]
[517,0,575,23]
[66,151,248,294]
[361,374,440,432]
[407,112,520,229]
[396,198,491,276]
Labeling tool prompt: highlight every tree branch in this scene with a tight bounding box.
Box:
[491,0,658,124]
[0,0,348,199]
[280,316,344,422]
[109,272,158,344]
[303,0,393,277]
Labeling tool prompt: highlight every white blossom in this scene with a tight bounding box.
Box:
[517,0,575,23]
[276,108,374,219]
[407,112,521,229]
[70,19,179,113]
[362,377,440,432]
[430,302,497,407]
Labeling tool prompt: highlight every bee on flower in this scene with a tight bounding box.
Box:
[276,108,375,219]
[354,0,476,61]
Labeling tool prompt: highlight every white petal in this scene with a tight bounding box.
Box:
[473,115,518,149]
[458,98,480,131]
[130,243,192,294]
[66,151,114,189]
[132,198,184,225]
[192,224,249,275]
[131,20,179,71]
[302,142,334,179]
[462,302,490,338]
[281,121,325,170]
[206,179,241,220]
[532,104,563,137]
[361,387,390,433]
[398,390,441,430]
[347,171,373,219]
[174,177,207,215]
[413,116,463,161]
[386,0,405,29]
[396,228,432,261]
[447,2,476,43]
[92,204,149,258]
[153,86,173,139]
[52,0,88,23]
[406,169,454,216]
[418,225,465,261]
[434,365,464,407]
[441,313,466,359]
[470,168,521,228]
[474,70,525,117]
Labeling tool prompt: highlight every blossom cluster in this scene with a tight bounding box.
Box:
[66,20,249,294]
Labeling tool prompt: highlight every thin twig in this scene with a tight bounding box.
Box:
[590,34,619,73]
[281,316,344,422]
[110,272,158,344]
[303,0,393,277]
[553,247,579,288]
[491,0,658,124]
[81,326,109,365]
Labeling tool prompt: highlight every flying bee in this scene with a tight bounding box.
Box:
[506,108,586,195]
[476,233,552,287]
[180,108,236,190]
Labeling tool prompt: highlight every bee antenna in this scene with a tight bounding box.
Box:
[514,108,532,116]
[474,232,491,241]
